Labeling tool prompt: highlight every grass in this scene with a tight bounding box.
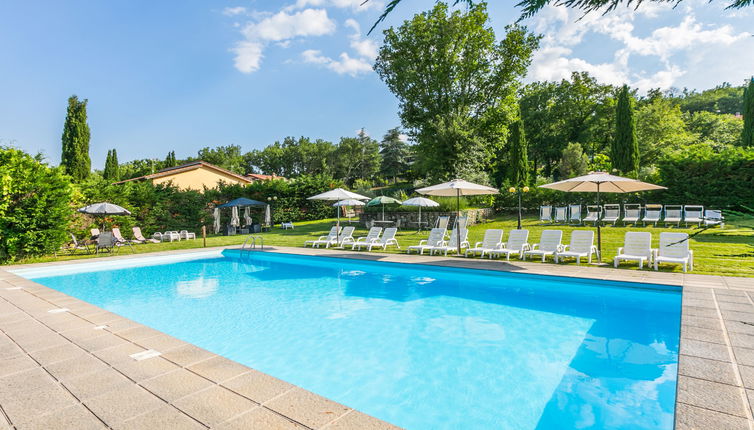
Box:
[12,215,754,277]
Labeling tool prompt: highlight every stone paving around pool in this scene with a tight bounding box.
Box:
[1,245,753,429]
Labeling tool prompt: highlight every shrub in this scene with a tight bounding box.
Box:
[0,148,73,262]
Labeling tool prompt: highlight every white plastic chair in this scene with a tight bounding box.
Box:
[488,229,530,260]
[180,230,196,240]
[539,206,552,223]
[568,204,582,225]
[614,232,653,269]
[663,205,683,227]
[465,229,504,258]
[429,229,469,256]
[654,232,693,272]
[554,207,568,224]
[305,226,340,247]
[351,227,382,250]
[704,210,724,227]
[622,204,641,225]
[683,205,704,227]
[601,204,621,226]
[584,206,601,225]
[523,230,564,262]
[642,204,662,226]
[555,230,598,265]
[329,226,356,248]
[367,227,399,251]
[407,228,446,254]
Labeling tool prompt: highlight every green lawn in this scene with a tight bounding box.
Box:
[13,215,754,277]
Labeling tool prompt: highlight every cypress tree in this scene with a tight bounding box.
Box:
[743,77,754,147]
[103,149,120,180]
[612,85,639,176]
[508,120,529,186]
[164,151,177,168]
[60,95,91,181]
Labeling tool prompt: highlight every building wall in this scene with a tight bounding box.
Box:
[151,167,249,191]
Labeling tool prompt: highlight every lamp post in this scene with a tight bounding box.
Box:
[508,186,529,230]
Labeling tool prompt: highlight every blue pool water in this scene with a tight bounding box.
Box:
[19,251,681,429]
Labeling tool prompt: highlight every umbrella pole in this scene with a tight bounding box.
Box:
[337,201,341,231]
[457,189,461,255]
[419,206,422,232]
[382,204,385,221]
[596,184,602,263]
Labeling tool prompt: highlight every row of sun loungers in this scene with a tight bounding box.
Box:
[540,205,723,228]
[63,227,196,256]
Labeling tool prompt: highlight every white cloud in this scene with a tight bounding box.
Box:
[302,50,373,76]
[287,0,381,12]
[229,8,336,73]
[222,6,247,16]
[527,5,752,92]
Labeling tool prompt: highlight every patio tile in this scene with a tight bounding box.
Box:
[675,402,749,430]
[136,333,186,352]
[730,332,754,349]
[223,369,294,403]
[680,339,731,362]
[116,326,164,343]
[716,295,752,304]
[722,311,754,324]
[680,325,726,344]
[0,367,58,398]
[92,342,144,365]
[140,369,213,402]
[187,356,250,383]
[677,376,747,418]
[216,407,305,430]
[118,405,205,430]
[161,344,215,367]
[2,384,79,424]
[727,320,754,336]
[679,355,738,385]
[114,356,178,382]
[681,315,723,331]
[29,342,87,366]
[0,354,38,378]
[44,354,110,382]
[59,325,111,342]
[14,404,105,430]
[84,383,165,425]
[173,386,257,427]
[265,387,350,429]
[62,368,132,400]
[682,298,716,309]
[73,332,129,353]
[733,347,754,367]
[323,410,402,430]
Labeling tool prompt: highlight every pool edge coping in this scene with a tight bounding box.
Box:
[2,245,754,429]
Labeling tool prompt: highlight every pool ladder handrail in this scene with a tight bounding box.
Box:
[241,235,264,251]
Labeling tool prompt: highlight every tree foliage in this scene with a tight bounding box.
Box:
[103,149,120,181]
[195,145,245,174]
[0,148,73,262]
[558,142,589,179]
[164,151,177,168]
[612,84,639,175]
[333,129,381,184]
[685,111,743,148]
[374,2,539,180]
[379,128,412,181]
[744,78,754,147]
[508,119,529,186]
[636,90,694,165]
[245,137,336,177]
[676,83,746,115]
[60,95,91,181]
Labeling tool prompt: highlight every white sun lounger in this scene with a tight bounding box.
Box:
[568,204,582,224]
[180,230,196,240]
[683,205,704,227]
[523,230,564,262]
[654,232,693,272]
[540,206,552,223]
[132,227,159,244]
[366,227,399,251]
[614,231,653,269]
[641,204,662,226]
[305,226,340,247]
[488,229,530,260]
[554,207,568,224]
[663,205,683,227]
[407,228,446,255]
[584,206,601,225]
[465,229,504,258]
[329,226,356,248]
[351,227,382,250]
[622,204,641,225]
[601,204,620,226]
[704,209,724,227]
[429,229,469,256]
[555,230,598,265]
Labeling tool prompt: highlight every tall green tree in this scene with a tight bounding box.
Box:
[103,149,120,180]
[164,151,177,168]
[558,142,589,179]
[612,85,640,176]
[374,2,539,180]
[195,145,245,174]
[60,95,91,181]
[636,89,694,165]
[508,120,529,186]
[333,129,381,184]
[744,78,754,147]
[379,128,411,181]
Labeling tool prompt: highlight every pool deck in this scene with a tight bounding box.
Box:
[0,246,752,429]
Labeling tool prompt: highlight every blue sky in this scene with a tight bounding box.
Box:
[1,0,752,168]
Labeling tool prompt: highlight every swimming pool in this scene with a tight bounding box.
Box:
[17,250,681,429]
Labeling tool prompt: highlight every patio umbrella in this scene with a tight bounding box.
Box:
[308,188,370,229]
[264,204,272,227]
[217,197,266,208]
[417,179,500,254]
[213,208,221,234]
[539,171,666,262]
[366,196,402,221]
[333,199,366,207]
[402,197,439,229]
[78,202,131,230]
[243,206,252,227]
[230,206,240,227]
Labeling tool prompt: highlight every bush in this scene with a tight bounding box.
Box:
[0,148,73,262]
[656,144,754,207]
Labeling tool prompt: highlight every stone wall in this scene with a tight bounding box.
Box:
[359,208,494,228]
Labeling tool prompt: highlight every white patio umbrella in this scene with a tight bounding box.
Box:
[333,199,366,207]
[308,188,370,229]
[264,204,271,227]
[78,202,131,230]
[539,171,666,262]
[417,179,500,254]
[213,208,221,234]
[230,206,240,228]
[402,197,439,230]
[243,206,252,227]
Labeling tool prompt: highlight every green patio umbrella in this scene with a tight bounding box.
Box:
[367,196,402,221]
